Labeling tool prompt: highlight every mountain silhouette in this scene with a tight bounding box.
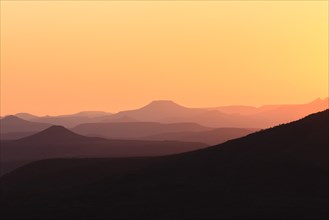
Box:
[14,113,39,120]
[111,100,205,122]
[0,126,207,175]
[92,98,329,128]
[213,97,328,115]
[5,98,328,129]
[72,121,212,139]
[14,111,113,127]
[142,127,256,145]
[68,111,112,118]
[101,115,139,123]
[162,98,329,128]
[0,110,327,219]
[0,115,51,133]
[18,125,92,143]
[0,131,36,140]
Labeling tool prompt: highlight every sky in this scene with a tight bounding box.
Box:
[1,1,328,115]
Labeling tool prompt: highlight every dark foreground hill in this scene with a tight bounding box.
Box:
[0,110,328,220]
[0,126,207,175]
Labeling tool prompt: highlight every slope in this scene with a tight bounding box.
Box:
[0,110,328,220]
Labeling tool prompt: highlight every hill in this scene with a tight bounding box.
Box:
[0,126,207,175]
[100,98,329,128]
[22,111,113,127]
[0,110,327,219]
[72,121,212,139]
[5,98,328,129]
[108,100,205,122]
[142,127,256,145]
[0,115,51,133]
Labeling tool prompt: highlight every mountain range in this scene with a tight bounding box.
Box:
[142,127,255,145]
[2,98,327,128]
[0,115,51,133]
[0,125,207,175]
[1,109,327,220]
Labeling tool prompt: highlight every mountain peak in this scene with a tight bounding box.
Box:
[150,100,176,103]
[2,115,24,122]
[19,125,87,142]
[43,125,69,132]
[145,100,185,109]
[15,113,38,120]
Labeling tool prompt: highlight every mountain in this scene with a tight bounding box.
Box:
[17,125,93,143]
[0,115,51,133]
[0,126,207,175]
[72,121,212,139]
[6,98,328,129]
[0,110,327,219]
[14,112,39,120]
[67,111,112,118]
[214,97,328,116]
[101,115,139,123]
[0,131,36,140]
[16,111,113,128]
[93,98,328,128]
[110,100,205,122]
[168,98,328,128]
[247,97,329,125]
[142,127,256,145]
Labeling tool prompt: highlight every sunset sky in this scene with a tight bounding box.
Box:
[1,1,328,116]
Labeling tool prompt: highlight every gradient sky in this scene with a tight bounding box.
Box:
[1,1,328,115]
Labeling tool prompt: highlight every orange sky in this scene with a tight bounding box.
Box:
[1,1,328,115]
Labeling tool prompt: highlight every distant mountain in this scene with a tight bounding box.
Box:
[0,126,207,175]
[0,115,51,133]
[1,110,327,219]
[91,98,328,128]
[15,111,113,128]
[101,115,139,123]
[247,97,329,125]
[142,127,256,145]
[72,121,212,139]
[17,125,93,143]
[163,98,329,128]
[111,100,205,122]
[214,97,328,116]
[0,131,36,140]
[67,111,112,118]
[6,98,328,129]
[15,113,39,120]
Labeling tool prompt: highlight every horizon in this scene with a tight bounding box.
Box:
[1,96,328,117]
[1,1,328,115]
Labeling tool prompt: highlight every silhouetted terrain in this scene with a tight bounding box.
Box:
[169,98,329,128]
[1,110,327,220]
[109,100,205,121]
[72,121,212,139]
[212,97,329,115]
[0,131,36,140]
[101,115,139,123]
[14,113,39,120]
[2,98,327,131]
[0,126,207,175]
[91,98,329,128]
[0,115,51,133]
[142,127,256,145]
[19,111,113,127]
